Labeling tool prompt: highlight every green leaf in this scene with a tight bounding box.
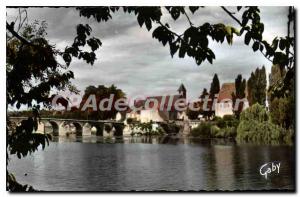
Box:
[166,7,183,20]
[152,25,174,46]
[231,27,240,36]
[137,14,144,27]
[144,19,152,31]
[279,39,286,50]
[178,43,186,58]
[169,42,179,57]
[259,44,264,51]
[189,6,199,14]
[207,55,213,64]
[272,37,279,50]
[273,52,288,66]
[226,34,233,45]
[252,41,259,51]
[225,26,232,35]
[244,32,251,45]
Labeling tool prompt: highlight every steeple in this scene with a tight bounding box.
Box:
[178,83,186,98]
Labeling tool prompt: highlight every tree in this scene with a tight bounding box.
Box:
[79,84,126,120]
[247,66,267,106]
[6,11,102,191]
[209,73,220,98]
[232,74,246,117]
[236,103,284,143]
[191,74,219,121]
[186,103,200,120]
[268,64,294,129]
[268,64,286,103]
[208,74,220,117]
[199,88,213,120]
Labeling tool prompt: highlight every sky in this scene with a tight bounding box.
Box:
[6,7,289,104]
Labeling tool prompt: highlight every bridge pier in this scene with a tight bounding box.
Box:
[56,121,68,136]
[82,123,92,136]
[36,121,45,134]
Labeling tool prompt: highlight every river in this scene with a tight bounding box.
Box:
[8,136,295,191]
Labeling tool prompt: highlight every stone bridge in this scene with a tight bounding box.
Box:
[8,117,124,137]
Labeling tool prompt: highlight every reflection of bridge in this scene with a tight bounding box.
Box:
[9,117,124,137]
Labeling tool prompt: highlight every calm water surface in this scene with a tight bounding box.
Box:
[8,136,295,191]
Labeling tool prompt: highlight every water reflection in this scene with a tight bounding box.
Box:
[8,136,295,191]
[53,135,239,145]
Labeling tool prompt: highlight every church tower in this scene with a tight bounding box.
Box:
[178,83,186,99]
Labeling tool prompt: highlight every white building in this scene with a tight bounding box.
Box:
[126,84,187,123]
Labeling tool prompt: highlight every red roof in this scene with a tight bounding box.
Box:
[217,83,235,102]
[217,83,248,102]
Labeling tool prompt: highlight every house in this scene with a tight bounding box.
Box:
[126,84,187,123]
[215,83,249,117]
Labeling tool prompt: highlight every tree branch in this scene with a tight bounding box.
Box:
[221,6,242,26]
[6,22,32,46]
[183,9,193,26]
[221,7,274,63]
[259,50,272,63]
[157,20,183,39]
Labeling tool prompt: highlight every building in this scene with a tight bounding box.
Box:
[126,84,187,123]
[215,83,249,117]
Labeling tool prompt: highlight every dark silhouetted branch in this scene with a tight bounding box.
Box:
[221,6,242,26]
[6,22,32,46]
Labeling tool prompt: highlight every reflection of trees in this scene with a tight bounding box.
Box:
[213,145,235,190]
[201,147,217,190]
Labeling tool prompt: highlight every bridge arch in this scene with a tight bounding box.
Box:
[72,122,83,136]
[48,121,59,136]
[103,123,114,137]
[90,123,104,136]
[113,123,125,137]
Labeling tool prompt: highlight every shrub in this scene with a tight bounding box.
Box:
[223,115,239,127]
[134,122,152,133]
[157,127,165,135]
[222,127,237,138]
[215,115,239,129]
[223,114,235,121]
[282,129,294,144]
[126,118,134,124]
[210,125,220,137]
[210,125,236,138]
[237,120,283,143]
[160,122,181,134]
[190,122,212,138]
[239,103,268,122]
[216,118,226,128]
[212,116,222,121]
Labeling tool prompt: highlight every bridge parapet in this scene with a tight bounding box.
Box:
[8,116,124,137]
